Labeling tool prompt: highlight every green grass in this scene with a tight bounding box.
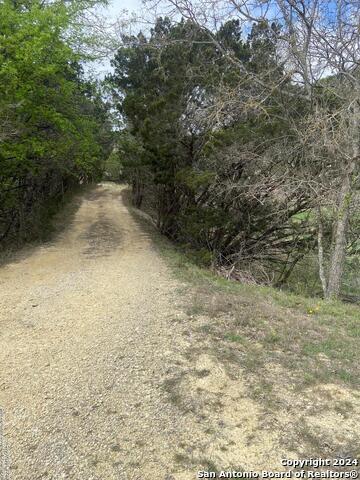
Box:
[152,227,360,388]
[127,201,360,462]
[223,333,246,343]
[128,197,360,393]
[303,337,356,361]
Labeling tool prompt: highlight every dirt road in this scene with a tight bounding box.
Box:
[0,184,205,479]
[3,183,357,480]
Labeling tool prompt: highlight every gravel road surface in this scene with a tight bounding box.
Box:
[0,184,202,480]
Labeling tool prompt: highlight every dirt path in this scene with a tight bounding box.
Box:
[0,184,204,480]
[3,184,358,480]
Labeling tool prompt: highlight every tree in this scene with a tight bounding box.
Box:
[109,15,317,284]
[109,18,212,234]
[0,0,113,243]
[142,0,360,298]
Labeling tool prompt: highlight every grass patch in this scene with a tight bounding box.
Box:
[148,221,360,389]
[125,193,360,462]
[199,458,218,471]
[303,337,356,361]
[223,333,246,343]
[127,192,360,395]
[264,330,281,345]
[173,452,191,465]
[186,299,206,317]
[162,375,186,408]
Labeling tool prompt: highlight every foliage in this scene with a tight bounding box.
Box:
[0,0,112,244]
[108,16,315,284]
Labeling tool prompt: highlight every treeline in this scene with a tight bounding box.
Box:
[0,0,112,244]
[109,3,360,299]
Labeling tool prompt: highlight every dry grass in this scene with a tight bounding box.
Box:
[156,240,360,390]
[125,196,360,469]
[149,231,360,462]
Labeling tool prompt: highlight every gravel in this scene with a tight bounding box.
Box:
[0,184,202,480]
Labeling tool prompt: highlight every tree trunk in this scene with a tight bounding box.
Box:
[326,98,359,299]
[132,174,143,208]
[317,206,327,297]
[325,170,352,299]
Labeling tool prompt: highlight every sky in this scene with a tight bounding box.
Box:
[106,0,143,16]
[87,0,145,77]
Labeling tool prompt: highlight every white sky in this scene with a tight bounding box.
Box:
[107,0,143,15]
[87,0,146,77]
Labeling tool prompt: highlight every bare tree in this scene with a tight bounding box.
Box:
[144,0,360,298]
